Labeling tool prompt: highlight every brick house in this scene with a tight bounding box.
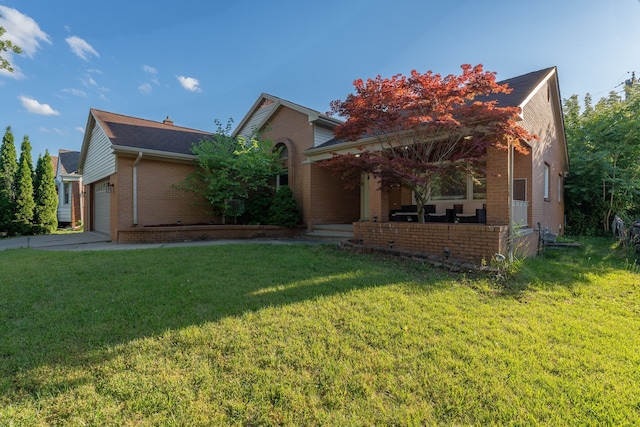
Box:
[54,149,83,227]
[79,66,567,262]
[236,67,567,262]
[78,109,215,240]
[232,95,360,228]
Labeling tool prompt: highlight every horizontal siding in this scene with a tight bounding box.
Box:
[314,125,335,147]
[57,206,71,222]
[238,103,276,139]
[83,125,116,184]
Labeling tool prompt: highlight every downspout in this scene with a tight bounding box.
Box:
[508,141,514,262]
[133,152,143,225]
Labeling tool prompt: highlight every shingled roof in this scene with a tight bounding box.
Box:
[482,66,556,108]
[310,66,558,151]
[58,149,80,174]
[91,109,212,156]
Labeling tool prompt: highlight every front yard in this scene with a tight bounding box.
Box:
[1,240,638,425]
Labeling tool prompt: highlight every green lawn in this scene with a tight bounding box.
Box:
[1,239,639,426]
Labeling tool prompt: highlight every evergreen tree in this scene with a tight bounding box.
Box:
[0,126,18,234]
[267,186,301,227]
[14,135,35,233]
[33,150,58,233]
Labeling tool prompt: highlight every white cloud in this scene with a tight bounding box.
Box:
[75,127,84,134]
[0,6,51,79]
[62,88,88,97]
[83,76,98,87]
[65,36,99,61]
[81,74,108,92]
[138,82,152,94]
[177,75,201,92]
[19,96,60,116]
[0,6,51,57]
[143,65,157,74]
[38,127,67,136]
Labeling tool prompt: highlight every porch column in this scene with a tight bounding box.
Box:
[486,146,510,225]
[367,175,388,222]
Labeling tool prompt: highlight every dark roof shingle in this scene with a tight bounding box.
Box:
[91,109,212,155]
[58,149,80,174]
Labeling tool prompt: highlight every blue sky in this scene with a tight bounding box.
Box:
[1,0,640,162]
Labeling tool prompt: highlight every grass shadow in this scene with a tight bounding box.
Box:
[0,244,453,399]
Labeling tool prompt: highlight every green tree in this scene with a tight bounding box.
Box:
[180,119,282,221]
[33,150,58,233]
[0,126,18,234]
[13,135,35,233]
[0,20,22,72]
[564,83,640,235]
[267,186,301,227]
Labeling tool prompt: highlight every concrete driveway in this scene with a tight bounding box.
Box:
[0,232,111,251]
[0,232,329,252]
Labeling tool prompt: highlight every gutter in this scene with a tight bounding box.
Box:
[133,152,143,225]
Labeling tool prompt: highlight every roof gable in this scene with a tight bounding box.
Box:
[233,93,342,139]
[485,67,557,109]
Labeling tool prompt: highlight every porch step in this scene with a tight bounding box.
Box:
[303,224,354,242]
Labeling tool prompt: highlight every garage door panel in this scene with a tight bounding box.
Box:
[94,180,110,235]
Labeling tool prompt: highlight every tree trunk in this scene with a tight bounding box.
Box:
[603,157,618,233]
[414,184,431,224]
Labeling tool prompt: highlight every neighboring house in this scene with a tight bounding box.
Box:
[55,149,83,228]
[236,67,568,261]
[77,109,214,240]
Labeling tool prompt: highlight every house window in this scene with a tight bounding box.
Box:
[275,143,289,189]
[430,167,487,202]
[514,178,527,201]
[431,169,467,200]
[64,183,71,205]
[472,177,486,200]
[558,174,563,203]
[544,163,550,200]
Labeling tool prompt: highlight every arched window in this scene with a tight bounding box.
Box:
[275,143,289,188]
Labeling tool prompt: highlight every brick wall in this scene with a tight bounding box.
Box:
[262,106,360,229]
[306,163,360,226]
[354,222,510,264]
[520,81,567,236]
[115,156,216,231]
[262,107,312,220]
[486,146,509,225]
[69,181,82,225]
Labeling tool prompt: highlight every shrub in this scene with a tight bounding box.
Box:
[267,186,300,227]
[245,190,273,225]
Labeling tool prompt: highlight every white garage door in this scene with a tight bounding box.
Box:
[94,180,111,235]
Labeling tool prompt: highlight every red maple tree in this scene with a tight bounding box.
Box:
[322,64,537,223]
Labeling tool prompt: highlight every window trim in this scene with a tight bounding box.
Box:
[275,142,289,190]
[63,182,71,205]
[543,163,550,200]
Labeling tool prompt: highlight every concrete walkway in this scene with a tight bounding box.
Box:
[0,232,331,252]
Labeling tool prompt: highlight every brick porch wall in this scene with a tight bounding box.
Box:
[354,222,510,264]
[117,224,303,244]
